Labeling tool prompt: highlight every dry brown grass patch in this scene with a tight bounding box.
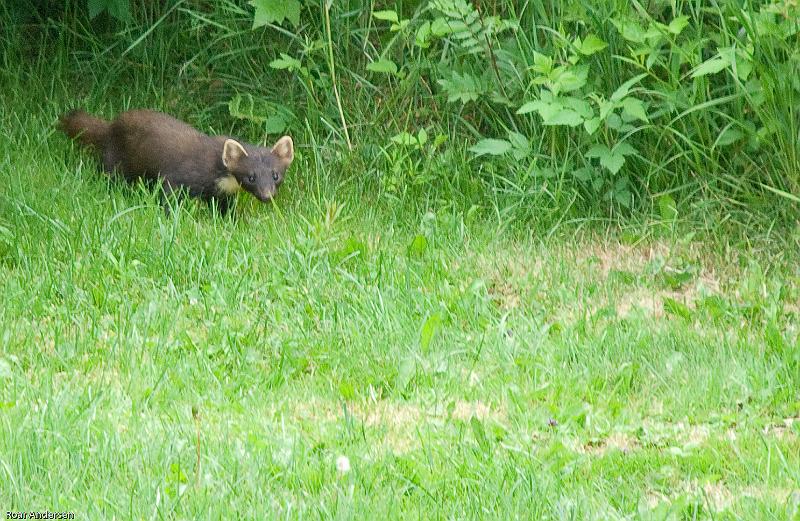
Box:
[288,397,506,454]
[577,432,640,455]
[645,481,800,513]
[763,416,800,440]
[471,243,543,311]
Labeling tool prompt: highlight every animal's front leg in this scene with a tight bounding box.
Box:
[211,195,235,217]
[160,179,184,216]
[102,147,121,175]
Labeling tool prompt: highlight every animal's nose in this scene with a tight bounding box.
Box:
[258,189,275,202]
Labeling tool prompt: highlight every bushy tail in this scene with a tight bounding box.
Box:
[57,109,111,149]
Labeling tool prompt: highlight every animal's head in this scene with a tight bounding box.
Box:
[222,136,294,202]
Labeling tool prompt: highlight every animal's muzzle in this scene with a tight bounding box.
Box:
[256,189,276,202]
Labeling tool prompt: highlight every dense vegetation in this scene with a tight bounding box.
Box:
[0,1,798,519]
[5,0,800,225]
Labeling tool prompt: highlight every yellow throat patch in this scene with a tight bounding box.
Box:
[216,175,241,194]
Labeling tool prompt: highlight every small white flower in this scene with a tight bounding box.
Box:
[335,455,351,474]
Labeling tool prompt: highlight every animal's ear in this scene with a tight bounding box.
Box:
[271,136,294,164]
[222,139,248,169]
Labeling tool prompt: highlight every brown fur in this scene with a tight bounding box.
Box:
[58,109,294,211]
[58,110,111,150]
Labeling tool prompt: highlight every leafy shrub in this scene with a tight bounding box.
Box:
[66,0,800,215]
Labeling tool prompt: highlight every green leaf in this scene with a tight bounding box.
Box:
[543,108,583,127]
[606,113,624,130]
[415,21,432,48]
[469,139,512,156]
[691,53,731,78]
[734,50,753,81]
[551,65,588,93]
[417,128,428,146]
[88,0,106,18]
[586,143,635,175]
[366,59,398,75]
[658,194,678,222]
[577,34,608,55]
[420,312,442,351]
[614,187,633,208]
[165,462,189,498]
[470,416,490,452]
[611,73,648,102]
[88,0,131,22]
[390,132,417,146]
[598,99,616,121]
[662,269,695,290]
[519,96,586,127]
[250,0,301,28]
[395,357,416,394]
[372,10,398,22]
[108,0,131,22]
[263,115,287,134]
[389,130,426,147]
[667,16,690,35]
[611,18,648,43]
[663,297,692,320]
[601,152,626,175]
[716,127,744,147]
[335,236,368,262]
[391,20,410,32]
[621,97,648,122]
[228,94,296,128]
[433,134,448,148]
[585,144,610,159]
[438,71,483,104]
[105,0,130,22]
[407,235,428,257]
[507,133,527,150]
[533,166,557,179]
[269,53,302,70]
[430,17,453,37]
[562,97,593,119]
[573,167,594,183]
[532,52,554,73]
[614,142,637,157]
[507,132,530,160]
[517,101,542,115]
[584,117,601,134]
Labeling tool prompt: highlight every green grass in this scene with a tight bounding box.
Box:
[1,4,800,520]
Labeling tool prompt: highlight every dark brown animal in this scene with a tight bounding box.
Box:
[58,109,294,214]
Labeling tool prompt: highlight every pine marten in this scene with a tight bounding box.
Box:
[58,109,294,213]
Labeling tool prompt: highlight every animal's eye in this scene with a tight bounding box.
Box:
[272,171,279,181]
[248,174,256,183]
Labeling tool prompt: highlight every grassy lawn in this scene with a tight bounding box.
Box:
[1,103,799,518]
[1,8,799,519]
